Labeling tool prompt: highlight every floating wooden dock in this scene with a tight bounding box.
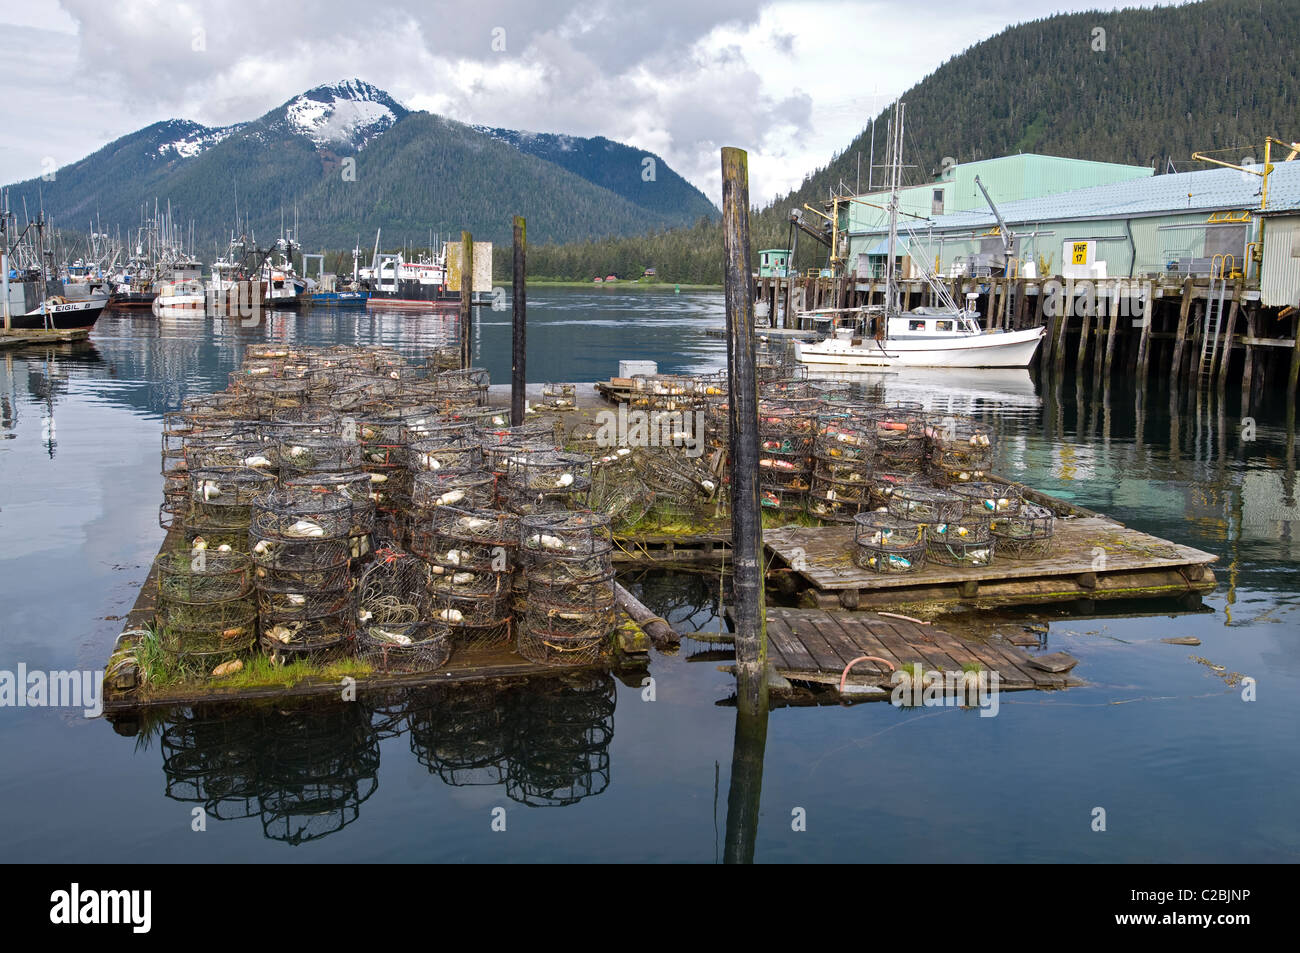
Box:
[0,327,91,347]
[760,606,1080,694]
[101,530,651,715]
[765,516,1217,611]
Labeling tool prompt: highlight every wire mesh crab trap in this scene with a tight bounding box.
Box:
[887,485,966,525]
[518,576,616,667]
[990,502,1055,559]
[925,416,998,485]
[279,471,376,560]
[588,451,655,530]
[188,466,276,532]
[250,486,355,542]
[806,472,872,523]
[629,374,702,412]
[277,434,363,477]
[519,511,614,579]
[503,451,593,513]
[357,550,450,672]
[426,367,489,410]
[538,383,576,410]
[243,377,310,417]
[154,545,258,675]
[412,469,498,513]
[505,674,615,805]
[853,513,928,574]
[868,469,925,510]
[949,481,1023,519]
[425,346,463,373]
[407,434,484,476]
[632,446,718,502]
[428,579,512,649]
[870,408,929,472]
[926,516,995,567]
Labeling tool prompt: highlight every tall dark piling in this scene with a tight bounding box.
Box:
[511,217,526,426]
[459,231,473,370]
[720,146,768,719]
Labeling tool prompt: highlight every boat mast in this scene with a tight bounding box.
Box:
[884,100,904,317]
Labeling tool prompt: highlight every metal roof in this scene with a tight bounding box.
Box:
[854,161,1300,234]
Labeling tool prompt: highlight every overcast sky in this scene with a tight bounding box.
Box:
[1,0,1180,206]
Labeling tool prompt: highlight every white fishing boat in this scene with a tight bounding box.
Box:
[795,100,1045,370]
[795,317,1045,368]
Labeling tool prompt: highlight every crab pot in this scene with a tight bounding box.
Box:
[758,483,808,514]
[950,482,1024,519]
[520,511,612,560]
[887,485,966,525]
[357,551,433,636]
[189,466,277,529]
[705,396,732,452]
[814,415,876,465]
[990,502,1055,558]
[629,374,702,412]
[926,527,996,567]
[518,583,615,666]
[853,513,928,573]
[425,347,463,374]
[806,380,853,402]
[431,505,521,550]
[871,411,929,471]
[479,419,561,452]
[158,547,253,603]
[245,343,294,362]
[503,451,593,510]
[159,498,187,531]
[258,608,356,661]
[451,406,513,430]
[693,373,727,399]
[156,596,259,672]
[277,435,362,476]
[632,447,719,502]
[412,469,498,513]
[428,588,513,650]
[181,392,253,427]
[244,378,310,417]
[281,471,376,537]
[868,470,925,510]
[589,459,656,531]
[565,420,604,454]
[257,413,342,447]
[541,383,576,409]
[360,621,451,673]
[251,487,354,541]
[806,475,872,523]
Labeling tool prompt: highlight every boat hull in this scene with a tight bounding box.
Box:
[6,297,106,330]
[796,326,1046,369]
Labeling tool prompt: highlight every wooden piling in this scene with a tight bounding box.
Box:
[1076,294,1092,375]
[1102,280,1121,379]
[1170,277,1194,383]
[1288,313,1300,408]
[511,216,526,427]
[1241,307,1256,412]
[720,146,768,718]
[459,230,473,370]
[1136,288,1154,382]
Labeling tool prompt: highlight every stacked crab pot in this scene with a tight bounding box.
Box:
[517,511,616,665]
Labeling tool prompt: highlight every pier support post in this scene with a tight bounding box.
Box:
[1170,277,1193,385]
[459,230,473,370]
[1136,288,1154,383]
[720,146,768,719]
[1216,294,1239,392]
[511,217,526,427]
[784,229,798,329]
[1241,307,1256,413]
[1103,280,1121,379]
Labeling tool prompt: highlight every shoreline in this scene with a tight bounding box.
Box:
[505,279,723,291]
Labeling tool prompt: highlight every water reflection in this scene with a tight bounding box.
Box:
[128,672,617,845]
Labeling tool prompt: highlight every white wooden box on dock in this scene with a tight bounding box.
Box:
[619,360,657,377]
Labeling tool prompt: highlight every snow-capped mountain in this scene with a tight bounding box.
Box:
[153,119,245,160]
[273,79,408,150]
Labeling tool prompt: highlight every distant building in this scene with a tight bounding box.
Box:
[644,267,657,277]
[758,249,792,278]
[605,274,617,281]
[593,277,603,283]
[840,151,1300,306]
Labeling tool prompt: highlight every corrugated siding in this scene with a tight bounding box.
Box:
[1261,216,1300,308]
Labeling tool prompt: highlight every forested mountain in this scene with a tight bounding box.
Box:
[3,80,717,255]
[524,0,1299,283]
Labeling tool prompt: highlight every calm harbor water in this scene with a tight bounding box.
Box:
[0,285,1296,862]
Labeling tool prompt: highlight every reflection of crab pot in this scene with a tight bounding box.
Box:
[505,674,615,806]
[853,513,928,573]
[159,709,261,813]
[990,503,1055,558]
[926,517,995,567]
[409,685,514,783]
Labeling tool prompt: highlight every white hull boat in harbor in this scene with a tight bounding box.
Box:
[795,317,1045,369]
